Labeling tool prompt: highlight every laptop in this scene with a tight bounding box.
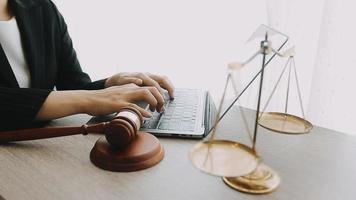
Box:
[139,88,217,138]
[87,88,217,139]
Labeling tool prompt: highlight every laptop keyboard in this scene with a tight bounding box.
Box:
[141,89,199,131]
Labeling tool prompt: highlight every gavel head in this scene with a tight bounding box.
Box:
[104,107,143,150]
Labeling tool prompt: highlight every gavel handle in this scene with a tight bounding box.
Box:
[0,123,107,143]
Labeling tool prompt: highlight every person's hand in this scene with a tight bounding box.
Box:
[36,83,166,121]
[105,72,175,99]
[84,83,165,117]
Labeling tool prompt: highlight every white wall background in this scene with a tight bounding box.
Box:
[308,0,356,135]
[53,0,356,135]
[53,0,268,96]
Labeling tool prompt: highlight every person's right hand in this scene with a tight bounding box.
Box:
[83,83,165,117]
[36,83,165,121]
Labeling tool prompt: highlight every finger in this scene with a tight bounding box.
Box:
[120,77,143,86]
[128,103,152,118]
[138,73,165,95]
[143,86,165,112]
[126,89,158,112]
[149,74,175,99]
[119,83,140,89]
[113,101,152,118]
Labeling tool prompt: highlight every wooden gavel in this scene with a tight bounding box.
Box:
[0,107,141,148]
[0,107,164,172]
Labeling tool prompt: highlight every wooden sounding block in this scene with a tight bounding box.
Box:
[90,132,164,172]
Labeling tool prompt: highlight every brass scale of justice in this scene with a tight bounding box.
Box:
[189,25,313,194]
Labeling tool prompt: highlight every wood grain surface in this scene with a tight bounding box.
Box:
[1,107,356,200]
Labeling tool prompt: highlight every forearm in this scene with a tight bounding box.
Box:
[36,84,160,122]
[36,90,90,121]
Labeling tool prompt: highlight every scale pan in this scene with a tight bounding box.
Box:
[189,140,259,177]
[259,112,313,134]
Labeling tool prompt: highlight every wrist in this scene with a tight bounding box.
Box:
[78,90,95,114]
[36,90,93,120]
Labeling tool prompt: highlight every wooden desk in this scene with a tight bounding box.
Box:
[1,107,356,200]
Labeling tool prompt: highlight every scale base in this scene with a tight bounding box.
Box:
[222,164,280,194]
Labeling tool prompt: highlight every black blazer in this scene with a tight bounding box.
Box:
[0,0,106,130]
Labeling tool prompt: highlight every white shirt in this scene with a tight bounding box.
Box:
[0,17,31,88]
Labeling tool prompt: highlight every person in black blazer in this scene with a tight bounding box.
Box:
[0,0,174,131]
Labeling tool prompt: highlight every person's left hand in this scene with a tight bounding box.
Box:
[105,72,175,99]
